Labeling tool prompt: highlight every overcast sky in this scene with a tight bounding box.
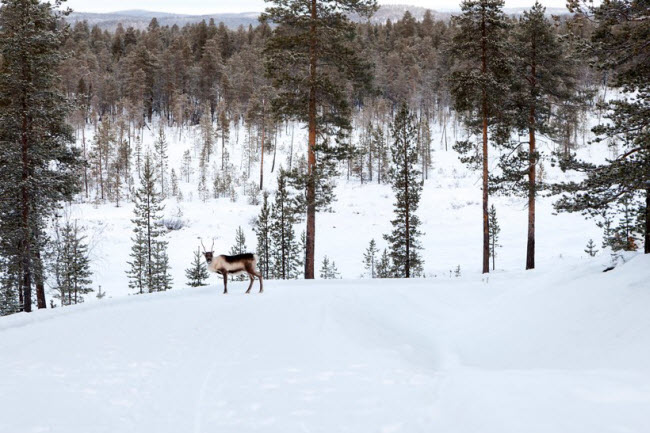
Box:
[65,0,570,15]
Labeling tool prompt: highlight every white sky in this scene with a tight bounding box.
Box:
[64,0,570,15]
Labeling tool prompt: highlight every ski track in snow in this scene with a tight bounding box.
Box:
[2,256,650,433]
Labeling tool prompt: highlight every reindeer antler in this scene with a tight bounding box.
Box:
[211,238,215,252]
[200,238,207,252]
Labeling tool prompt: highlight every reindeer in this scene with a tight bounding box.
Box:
[201,239,263,294]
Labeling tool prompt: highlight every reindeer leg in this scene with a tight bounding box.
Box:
[246,274,254,294]
[222,271,228,294]
[255,271,263,294]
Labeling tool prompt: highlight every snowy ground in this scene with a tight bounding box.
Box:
[3,113,647,431]
[1,253,649,433]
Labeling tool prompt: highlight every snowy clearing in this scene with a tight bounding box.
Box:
[1,254,649,433]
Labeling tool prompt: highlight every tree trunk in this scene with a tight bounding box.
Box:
[21,63,32,312]
[304,0,317,280]
[526,46,537,270]
[259,102,266,190]
[481,13,490,275]
[404,133,410,278]
[526,111,536,270]
[82,126,88,199]
[35,248,46,309]
[645,186,650,254]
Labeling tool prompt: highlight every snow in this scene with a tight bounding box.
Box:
[1,255,649,433]
[2,110,646,431]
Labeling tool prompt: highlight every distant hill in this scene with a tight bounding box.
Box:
[66,4,570,31]
[66,11,261,31]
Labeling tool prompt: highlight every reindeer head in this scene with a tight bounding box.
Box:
[201,239,215,263]
[203,251,213,263]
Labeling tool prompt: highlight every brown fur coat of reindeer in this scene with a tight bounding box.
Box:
[201,240,263,294]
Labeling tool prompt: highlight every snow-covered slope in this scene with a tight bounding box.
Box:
[64,117,603,300]
[1,254,649,433]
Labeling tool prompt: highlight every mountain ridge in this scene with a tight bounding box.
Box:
[66,4,570,30]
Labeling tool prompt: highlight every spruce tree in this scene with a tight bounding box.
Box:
[449,0,512,274]
[50,220,93,306]
[363,239,379,278]
[254,191,272,279]
[488,204,501,270]
[263,0,377,279]
[383,104,424,278]
[584,239,598,257]
[376,249,392,278]
[230,226,248,255]
[230,226,249,281]
[126,154,172,294]
[319,256,340,279]
[0,0,82,312]
[269,170,301,279]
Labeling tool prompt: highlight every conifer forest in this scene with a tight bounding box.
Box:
[0,0,649,432]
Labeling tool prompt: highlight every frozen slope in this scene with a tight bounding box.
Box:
[1,255,649,433]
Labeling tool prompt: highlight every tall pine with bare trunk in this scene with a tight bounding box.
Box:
[262,0,377,279]
[492,1,579,269]
[449,0,511,274]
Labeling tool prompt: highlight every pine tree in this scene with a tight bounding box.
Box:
[584,239,598,257]
[0,0,82,312]
[319,256,340,279]
[449,0,512,274]
[50,220,94,306]
[605,197,640,252]
[263,0,377,279]
[181,150,192,183]
[372,125,390,184]
[91,119,116,202]
[230,226,248,255]
[199,105,214,168]
[376,249,392,278]
[126,154,171,294]
[493,1,579,270]
[254,191,272,279]
[170,168,179,197]
[363,239,379,278]
[488,204,501,270]
[383,104,424,278]
[269,170,301,279]
[216,108,230,170]
[557,0,650,254]
[153,122,169,198]
[230,226,249,281]
[151,240,173,292]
